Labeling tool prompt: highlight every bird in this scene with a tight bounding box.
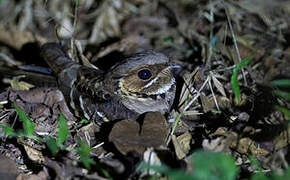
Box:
[41,43,178,124]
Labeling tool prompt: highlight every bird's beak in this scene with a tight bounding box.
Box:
[160,64,182,76]
[163,64,182,72]
[168,64,182,69]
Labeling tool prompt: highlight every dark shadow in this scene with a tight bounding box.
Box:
[15,42,46,67]
[250,85,277,123]
[94,51,126,71]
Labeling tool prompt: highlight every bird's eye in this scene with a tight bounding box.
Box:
[137,69,152,80]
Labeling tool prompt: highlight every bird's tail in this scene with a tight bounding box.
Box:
[40,43,76,75]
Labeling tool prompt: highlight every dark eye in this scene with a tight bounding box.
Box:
[137,69,152,80]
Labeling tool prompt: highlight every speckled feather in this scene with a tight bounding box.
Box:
[41,43,177,123]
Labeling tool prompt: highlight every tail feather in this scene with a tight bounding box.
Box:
[40,43,76,74]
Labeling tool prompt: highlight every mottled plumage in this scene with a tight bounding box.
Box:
[41,43,177,124]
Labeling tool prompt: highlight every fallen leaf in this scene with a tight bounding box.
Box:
[109,112,169,155]
[231,138,269,156]
[10,75,33,91]
[212,75,226,97]
[0,155,18,180]
[22,144,45,164]
[16,171,47,180]
[172,132,192,159]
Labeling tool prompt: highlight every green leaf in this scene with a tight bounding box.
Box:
[249,156,262,171]
[191,151,238,180]
[273,90,290,100]
[169,95,190,143]
[0,124,16,136]
[275,106,290,118]
[270,79,290,87]
[76,139,96,170]
[251,173,269,180]
[139,162,170,174]
[270,168,290,180]
[57,114,69,146]
[139,150,238,180]
[169,170,195,180]
[10,75,30,91]
[80,119,89,124]
[101,169,112,179]
[231,56,254,105]
[162,36,174,43]
[13,104,35,137]
[45,137,59,156]
[139,162,192,180]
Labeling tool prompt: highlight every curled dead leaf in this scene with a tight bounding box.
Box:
[231,138,269,156]
[0,155,18,180]
[22,144,45,164]
[109,112,169,156]
[172,132,192,159]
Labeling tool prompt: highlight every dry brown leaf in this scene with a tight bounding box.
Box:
[172,132,192,159]
[109,112,169,155]
[274,126,290,150]
[16,171,48,180]
[231,138,269,156]
[89,0,134,44]
[0,27,47,50]
[23,144,45,164]
[200,94,214,112]
[178,68,199,110]
[238,0,290,26]
[0,155,18,180]
[211,74,226,97]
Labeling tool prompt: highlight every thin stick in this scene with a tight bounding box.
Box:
[207,0,214,65]
[73,0,79,37]
[183,76,210,112]
[224,2,247,85]
[0,53,17,65]
[208,76,220,111]
[166,76,210,144]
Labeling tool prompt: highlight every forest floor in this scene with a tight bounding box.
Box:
[0,0,290,179]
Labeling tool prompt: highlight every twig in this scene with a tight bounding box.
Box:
[73,0,79,37]
[84,131,91,146]
[206,0,214,65]
[0,53,17,66]
[166,106,185,145]
[166,76,210,144]
[224,2,248,85]
[18,0,33,31]
[208,76,220,111]
[92,142,104,150]
[183,76,210,112]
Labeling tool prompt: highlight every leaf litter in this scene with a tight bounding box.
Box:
[0,0,289,179]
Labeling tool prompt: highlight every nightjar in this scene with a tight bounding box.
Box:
[41,43,178,124]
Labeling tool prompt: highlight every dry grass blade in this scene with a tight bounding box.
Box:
[178,68,199,109]
[167,74,210,144]
[208,76,220,111]
[211,73,227,97]
[224,2,247,86]
[74,40,99,70]
[183,76,210,112]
